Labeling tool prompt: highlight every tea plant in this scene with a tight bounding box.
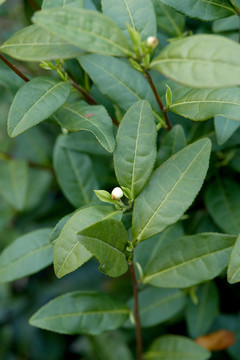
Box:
[1,0,240,359]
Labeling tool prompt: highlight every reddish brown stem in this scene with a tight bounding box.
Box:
[130,263,143,360]
[28,0,40,10]
[0,54,30,82]
[144,71,172,131]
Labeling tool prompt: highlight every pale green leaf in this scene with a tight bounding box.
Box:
[55,100,115,152]
[78,219,128,277]
[102,0,156,40]
[228,234,240,284]
[156,124,186,167]
[114,100,157,199]
[204,178,240,235]
[151,35,240,88]
[8,76,70,137]
[157,0,236,20]
[94,190,117,205]
[186,282,220,338]
[29,291,129,335]
[78,54,159,114]
[143,233,235,288]
[42,0,84,8]
[214,116,240,145]
[126,287,186,328]
[0,25,83,61]
[132,139,211,242]
[54,135,99,208]
[33,8,133,57]
[145,335,210,360]
[0,159,28,211]
[153,0,185,37]
[213,15,239,32]
[0,0,7,5]
[169,87,240,121]
[0,229,53,283]
[54,205,121,278]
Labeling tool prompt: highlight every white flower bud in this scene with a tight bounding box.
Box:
[146,36,158,48]
[111,187,123,200]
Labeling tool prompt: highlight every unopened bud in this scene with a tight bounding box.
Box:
[111,187,123,200]
[146,36,158,48]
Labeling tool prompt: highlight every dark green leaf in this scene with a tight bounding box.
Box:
[0,229,53,283]
[228,234,240,284]
[114,100,157,199]
[8,77,70,137]
[214,116,240,145]
[29,291,129,335]
[153,0,185,37]
[143,233,235,288]
[132,139,211,242]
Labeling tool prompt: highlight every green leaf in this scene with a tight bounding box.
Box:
[0,25,84,61]
[55,101,115,152]
[135,223,184,274]
[145,335,210,360]
[156,124,186,167]
[29,291,129,335]
[228,234,240,284]
[42,0,84,8]
[169,87,240,121]
[50,212,75,243]
[54,205,121,278]
[0,159,28,211]
[214,116,240,145]
[53,135,99,208]
[143,233,235,288]
[114,100,157,200]
[8,76,70,137]
[156,0,236,20]
[213,15,239,32]
[78,54,158,114]
[33,8,132,57]
[89,332,134,360]
[0,229,53,283]
[126,287,186,328]
[204,178,240,235]
[78,219,128,277]
[132,139,211,242]
[94,190,117,205]
[153,0,185,37]
[151,35,240,88]
[102,0,156,40]
[24,168,52,211]
[185,282,220,338]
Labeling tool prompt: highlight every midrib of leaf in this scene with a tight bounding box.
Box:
[0,243,52,275]
[170,99,240,109]
[137,141,209,241]
[195,282,210,332]
[202,0,235,12]
[35,308,129,321]
[131,102,144,198]
[80,236,125,255]
[123,0,135,30]
[141,291,184,313]
[11,81,64,136]
[62,104,112,150]
[152,58,240,69]
[65,148,90,204]
[144,244,233,283]
[160,3,182,36]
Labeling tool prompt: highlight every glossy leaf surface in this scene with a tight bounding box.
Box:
[30,291,129,335]
[33,8,132,57]
[228,234,240,284]
[114,100,157,199]
[0,229,53,283]
[151,35,240,88]
[132,139,211,242]
[143,233,235,288]
[8,77,70,137]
